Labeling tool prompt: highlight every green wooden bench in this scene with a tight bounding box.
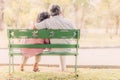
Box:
[8,29,80,76]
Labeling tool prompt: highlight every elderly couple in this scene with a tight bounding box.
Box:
[21,4,77,72]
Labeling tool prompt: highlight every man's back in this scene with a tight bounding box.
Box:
[36,15,76,52]
[45,16,76,29]
[36,4,76,71]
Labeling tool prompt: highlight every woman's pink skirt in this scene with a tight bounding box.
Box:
[21,39,45,57]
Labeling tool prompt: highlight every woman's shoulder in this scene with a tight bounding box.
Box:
[35,20,47,29]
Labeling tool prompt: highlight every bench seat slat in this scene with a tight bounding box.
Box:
[10,51,78,56]
[10,44,78,48]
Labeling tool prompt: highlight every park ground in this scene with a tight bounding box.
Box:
[1,66,120,80]
[1,28,120,80]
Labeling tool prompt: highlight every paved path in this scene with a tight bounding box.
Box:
[0,48,120,66]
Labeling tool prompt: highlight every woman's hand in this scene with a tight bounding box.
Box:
[33,25,37,30]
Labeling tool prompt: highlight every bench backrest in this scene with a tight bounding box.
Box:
[8,29,80,54]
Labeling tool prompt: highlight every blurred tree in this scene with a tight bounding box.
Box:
[99,0,111,33]
[110,0,120,35]
[0,0,4,30]
[72,0,79,27]
[73,0,90,29]
[4,0,32,28]
[99,0,120,35]
[42,0,51,10]
[3,0,120,34]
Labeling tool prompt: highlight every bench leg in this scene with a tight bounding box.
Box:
[75,55,78,77]
[9,55,14,74]
[9,56,11,74]
[12,56,14,73]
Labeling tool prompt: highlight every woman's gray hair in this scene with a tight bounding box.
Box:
[49,4,62,16]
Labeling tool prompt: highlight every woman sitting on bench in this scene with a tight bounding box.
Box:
[21,12,50,72]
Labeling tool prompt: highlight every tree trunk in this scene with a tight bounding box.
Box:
[105,17,109,33]
[73,0,79,28]
[80,6,85,29]
[115,15,119,35]
[15,0,22,29]
[0,0,4,30]
[105,0,110,34]
[44,0,50,11]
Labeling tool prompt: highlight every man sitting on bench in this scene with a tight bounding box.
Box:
[35,4,77,71]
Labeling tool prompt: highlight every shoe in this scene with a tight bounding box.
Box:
[21,68,24,71]
[33,63,40,72]
[33,68,40,72]
[20,64,24,71]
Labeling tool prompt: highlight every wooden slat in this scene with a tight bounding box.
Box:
[10,44,78,48]
[9,51,78,56]
[8,29,80,39]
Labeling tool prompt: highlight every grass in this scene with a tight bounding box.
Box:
[1,66,120,80]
